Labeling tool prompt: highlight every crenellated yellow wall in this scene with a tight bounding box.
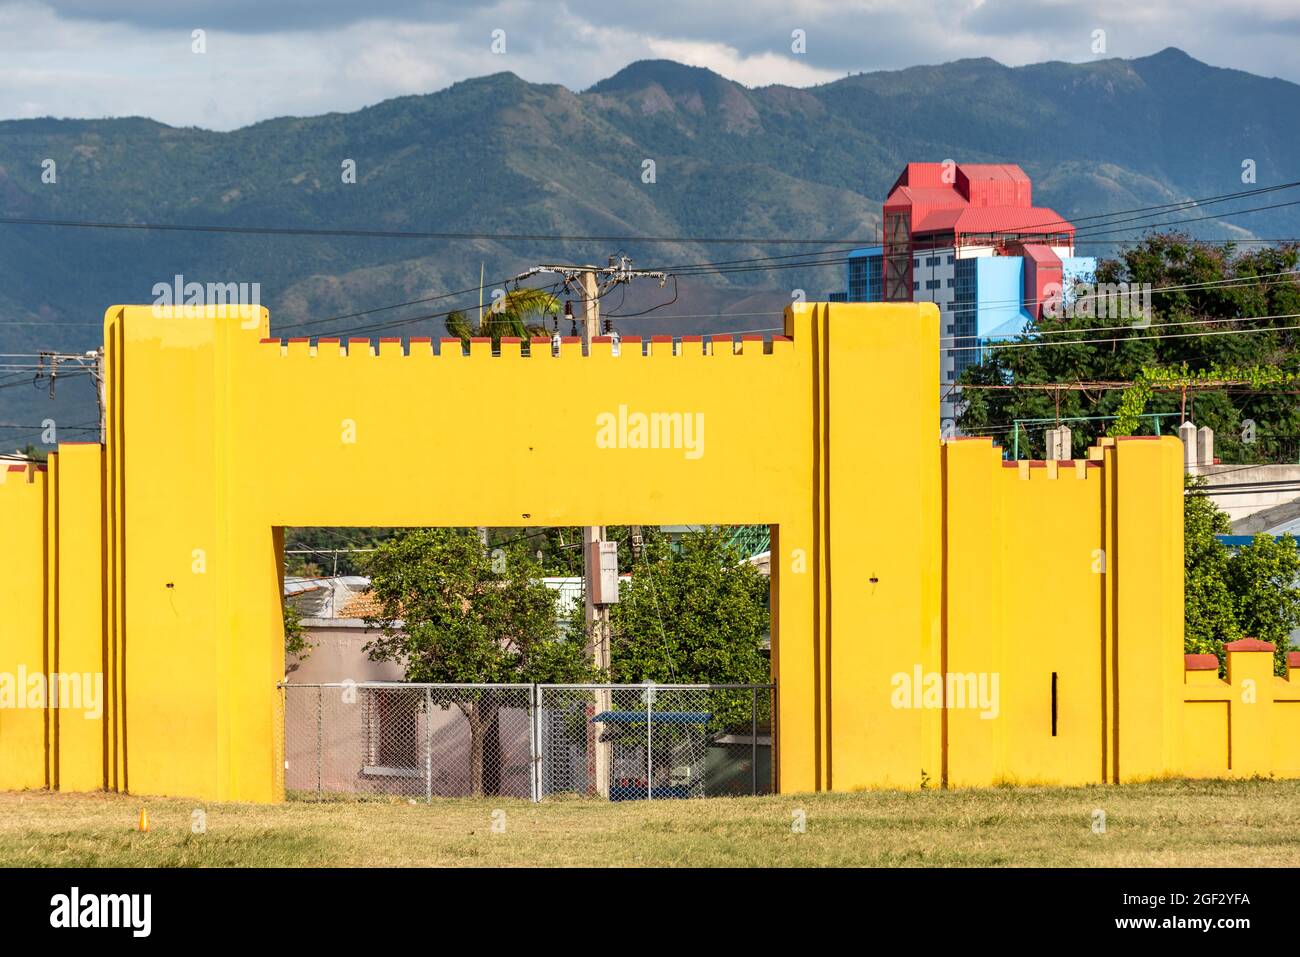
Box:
[1183,642,1300,777]
[0,300,1290,802]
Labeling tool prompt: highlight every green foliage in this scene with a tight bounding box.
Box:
[361,527,595,684]
[282,600,311,660]
[1183,476,1300,675]
[361,527,596,796]
[607,529,770,730]
[284,527,401,577]
[1224,534,1300,672]
[1110,364,1300,438]
[445,287,561,347]
[959,236,1300,460]
[1183,475,1239,656]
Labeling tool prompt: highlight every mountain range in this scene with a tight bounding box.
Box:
[1,46,1298,431]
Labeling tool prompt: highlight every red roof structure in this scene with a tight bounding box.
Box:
[879,162,1075,301]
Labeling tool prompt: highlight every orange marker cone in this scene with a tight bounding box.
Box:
[137,808,149,833]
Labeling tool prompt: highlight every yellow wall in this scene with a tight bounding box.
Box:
[0,463,50,790]
[1182,642,1300,777]
[0,300,1288,803]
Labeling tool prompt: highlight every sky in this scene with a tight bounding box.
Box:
[0,0,1297,130]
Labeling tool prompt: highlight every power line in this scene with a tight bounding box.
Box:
[0,213,882,247]
[952,316,1300,353]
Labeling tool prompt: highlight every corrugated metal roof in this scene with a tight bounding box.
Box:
[952,206,1073,236]
[957,163,1029,183]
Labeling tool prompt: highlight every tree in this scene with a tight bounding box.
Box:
[1184,475,1241,654]
[361,528,596,796]
[445,287,560,349]
[1184,475,1300,674]
[958,235,1300,458]
[605,528,770,729]
[282,600,312,668]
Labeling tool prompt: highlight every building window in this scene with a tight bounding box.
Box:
[913,257,920,268]
[848,257,867,301]
[947,279,954,288]
[362,687,422,776]
[926,255,941,267]
[926,279,940,290]
[847,254,881,301]
[947,255,954,265]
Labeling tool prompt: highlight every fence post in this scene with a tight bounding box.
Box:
[751,687,758,796]
[316,686,323,802]
[425,687,433,804]
[529,684,540,803]
[770,685,778,794]
[645,683,654,802]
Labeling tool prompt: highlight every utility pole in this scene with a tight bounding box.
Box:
[509,256,668,799]
[36,350,106,444]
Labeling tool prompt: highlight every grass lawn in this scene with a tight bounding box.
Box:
[1,778,1298,867]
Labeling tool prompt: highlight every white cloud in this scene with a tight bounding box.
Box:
[644,39,842,88]
[0,0,1296,129]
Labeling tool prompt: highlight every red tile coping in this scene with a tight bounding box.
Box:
[379,337,401,343]
[592,336,613,344]
[529,337,552,345]
[1184,654,1220,671]
[469,337,492,344]
[1116,435,1160,441]
[1225,637,1275,652]
[259,338,277,344]
[560,337,581,344]
[6,464,27,472]
[409,337,432,344]
[347,338,370,345]
[682,335,703,343]
[318,338,340,345]
[1288,652,1300,669]
[740,335,765,341]
[499,337,522,344]
[287,337,310,344]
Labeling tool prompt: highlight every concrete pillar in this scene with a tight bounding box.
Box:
[1197,425,1214,468]
[1178,420,1197,472]
[1045,426,1072,460]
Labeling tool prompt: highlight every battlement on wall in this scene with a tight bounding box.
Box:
[1182,640,1300,778]
[943,434,1168,480]
[0,462,46,483]
[254,334,794,358]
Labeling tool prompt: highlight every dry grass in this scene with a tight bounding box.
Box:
[2,778,1299,867]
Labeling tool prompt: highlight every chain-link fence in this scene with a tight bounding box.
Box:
[281,682,774,802]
